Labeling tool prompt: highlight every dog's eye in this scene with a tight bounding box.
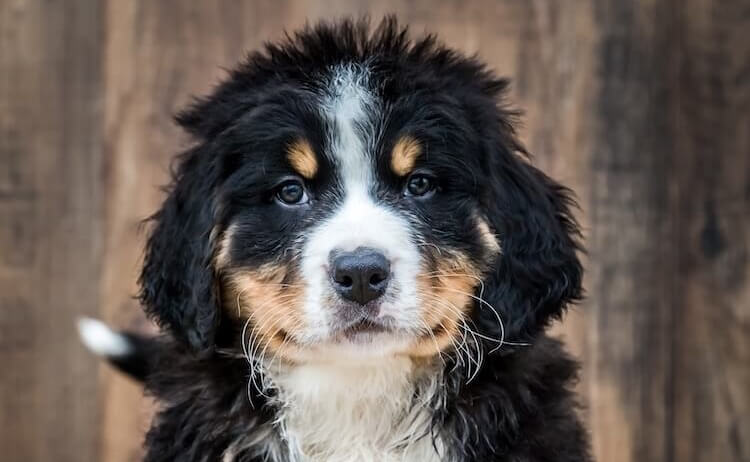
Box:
[275,180,309,205]
[405,173,436,197]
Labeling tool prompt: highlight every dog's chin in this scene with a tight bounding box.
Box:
[291,325,419,363]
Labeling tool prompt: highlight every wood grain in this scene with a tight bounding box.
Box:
[0,0,104,460]
[672,1,750,461]
[0,1,747,461]
[586,2,677,460]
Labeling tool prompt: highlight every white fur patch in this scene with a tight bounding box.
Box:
[266,358,444,462]
[77,317,132,358]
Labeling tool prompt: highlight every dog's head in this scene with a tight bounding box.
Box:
[139,19,582,364]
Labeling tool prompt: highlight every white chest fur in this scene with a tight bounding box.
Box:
[265,357,445,462]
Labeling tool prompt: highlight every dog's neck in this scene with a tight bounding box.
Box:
[263,356,445,462]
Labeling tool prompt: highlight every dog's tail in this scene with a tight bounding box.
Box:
[77,317,155,382]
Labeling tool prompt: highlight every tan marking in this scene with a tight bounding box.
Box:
[475,215,501,254]
[407,252,484,358]
[213,223,237,269]
[390,136,422,176]
[286,139,318,179]
[221,263,305,362]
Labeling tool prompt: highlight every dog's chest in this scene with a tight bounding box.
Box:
[266,358,444,462]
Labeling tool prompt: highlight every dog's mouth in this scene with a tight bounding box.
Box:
[327,314,395,342]
[340,319,389,339]
[267,316,453,362]
[273,318,394,346]
[266,303,452,355]
[337,316,449,344]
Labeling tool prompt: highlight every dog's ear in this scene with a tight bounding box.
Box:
[139,147,221,351]
[481,138,583,342]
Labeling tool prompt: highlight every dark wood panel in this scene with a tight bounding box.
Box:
[586,2,677,461]
[0,0,104,461]
[673,1,750,461]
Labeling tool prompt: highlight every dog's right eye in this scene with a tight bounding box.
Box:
[275,179,309,206]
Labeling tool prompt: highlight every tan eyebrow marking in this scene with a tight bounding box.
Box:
[390,136,422,176]
[286,139,318,179]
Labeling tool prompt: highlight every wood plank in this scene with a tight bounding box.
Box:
[0,0,104,460]
[672,1,750,461]
[98,2,274,459]
[586,2,677,461]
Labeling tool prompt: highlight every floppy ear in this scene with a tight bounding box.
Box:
[138,146,221,351]
[481,140,583,342]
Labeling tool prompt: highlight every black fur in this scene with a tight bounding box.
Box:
[138,145,221,350]
[128,17,591,462]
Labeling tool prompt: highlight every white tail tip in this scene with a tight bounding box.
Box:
[77,317,132,358]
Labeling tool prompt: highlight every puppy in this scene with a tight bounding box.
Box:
[80,18,592,462]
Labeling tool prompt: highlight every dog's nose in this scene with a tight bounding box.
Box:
[330,248,390,305]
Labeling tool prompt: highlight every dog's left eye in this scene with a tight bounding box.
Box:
[275,180,309,205]
[404,173,436,197]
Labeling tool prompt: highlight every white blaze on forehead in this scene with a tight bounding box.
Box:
[322,63,376,191]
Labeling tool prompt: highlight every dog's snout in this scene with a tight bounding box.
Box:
[330,248,390,305]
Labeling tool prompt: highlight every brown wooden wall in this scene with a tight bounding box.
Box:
[1,1,748,461]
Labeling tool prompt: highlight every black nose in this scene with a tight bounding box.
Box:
[330,248,391,305]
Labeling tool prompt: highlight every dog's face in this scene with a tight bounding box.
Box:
[213,64,501,361]
[139,20,582,366]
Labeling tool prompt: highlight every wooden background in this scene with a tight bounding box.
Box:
[1,1,748,461]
